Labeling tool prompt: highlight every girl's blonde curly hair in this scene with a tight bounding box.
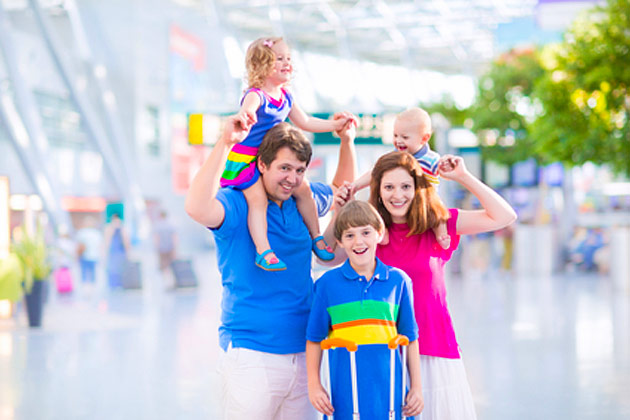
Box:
[245,37,285,88]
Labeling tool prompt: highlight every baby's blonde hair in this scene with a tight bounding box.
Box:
[396,107,432,137]
[245,37,284,88]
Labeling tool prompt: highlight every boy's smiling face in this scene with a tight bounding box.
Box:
[337,225,382,274]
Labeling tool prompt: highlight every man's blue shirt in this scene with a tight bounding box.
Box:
[211,182,333,354]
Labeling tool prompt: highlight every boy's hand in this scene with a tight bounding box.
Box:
[308,382,334,416]
[403,386,424,417]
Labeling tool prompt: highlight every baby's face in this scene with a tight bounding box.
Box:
[392,117,429,155]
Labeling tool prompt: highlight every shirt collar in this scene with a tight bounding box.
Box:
[413,143,429,159]
[340,257,389,282]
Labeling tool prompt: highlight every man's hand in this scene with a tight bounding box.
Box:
[333,111,358,140]
[222,113,256,146]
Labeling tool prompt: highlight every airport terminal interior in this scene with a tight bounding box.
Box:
[0,0,629,419]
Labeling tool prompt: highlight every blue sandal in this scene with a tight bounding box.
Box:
[255,249,287,271]
[312,236,335,261]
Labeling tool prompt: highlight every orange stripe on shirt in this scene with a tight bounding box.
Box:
[332,318,396,330]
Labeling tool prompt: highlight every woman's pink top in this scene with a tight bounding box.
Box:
[376,208,461,359]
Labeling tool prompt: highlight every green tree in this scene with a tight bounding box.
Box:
[469,48,545,166]
[530,0,630,176]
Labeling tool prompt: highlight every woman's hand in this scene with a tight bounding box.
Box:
[308,382,334,416]
[403,386,424,417]
[438,155,468,180]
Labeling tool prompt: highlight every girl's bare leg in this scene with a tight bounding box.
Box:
[243,179,279,264]
[294,180,332,254]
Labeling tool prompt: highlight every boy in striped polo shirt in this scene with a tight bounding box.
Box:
[306,201,424,420]
[350,107,450,249]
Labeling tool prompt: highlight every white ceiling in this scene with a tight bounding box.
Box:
[205,0,540,74]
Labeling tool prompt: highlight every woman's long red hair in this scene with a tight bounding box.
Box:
[369,151,450,236]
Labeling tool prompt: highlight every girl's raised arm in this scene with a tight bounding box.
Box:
[288,103,348,133]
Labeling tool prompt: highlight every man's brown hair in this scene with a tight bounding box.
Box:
[257,122,312,167]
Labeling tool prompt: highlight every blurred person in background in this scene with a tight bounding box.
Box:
[53,228,77,294]
[569,227,606,272]
[103,212,130,289]
[153,210,177,288]
[76,216,103,286]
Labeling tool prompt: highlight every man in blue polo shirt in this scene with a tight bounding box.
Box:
[185,113,356,420]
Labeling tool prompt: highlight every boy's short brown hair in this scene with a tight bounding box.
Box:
[334,200,385,241]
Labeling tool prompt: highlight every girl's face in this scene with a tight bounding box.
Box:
[268,41,292,85]
[379,167,415,224]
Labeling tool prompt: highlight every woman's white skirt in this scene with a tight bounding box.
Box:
[418,355,477,420]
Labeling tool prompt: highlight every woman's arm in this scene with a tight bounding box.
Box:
[184,114,254,228]
[439,155,517,235]
[306,340,334,416]
[403,340,424,417]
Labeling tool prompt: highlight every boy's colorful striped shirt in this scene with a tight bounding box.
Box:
[327,300,399,345]
[306,258,418,347]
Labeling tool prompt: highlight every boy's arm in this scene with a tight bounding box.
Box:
[185,114,254,228]
[289,103,351,133]
[306,340,334,416]
[403,340,424,417]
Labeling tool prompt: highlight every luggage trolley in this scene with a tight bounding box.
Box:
[320,334,410,420]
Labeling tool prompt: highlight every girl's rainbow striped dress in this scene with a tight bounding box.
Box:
[220,87,293,189]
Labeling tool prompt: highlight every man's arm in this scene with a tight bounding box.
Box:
[331,115,358,189]
[185,114,254,228]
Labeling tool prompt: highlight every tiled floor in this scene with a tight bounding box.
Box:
[1,250,629,420]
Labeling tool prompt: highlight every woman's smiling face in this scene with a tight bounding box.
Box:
[379,167,415,224]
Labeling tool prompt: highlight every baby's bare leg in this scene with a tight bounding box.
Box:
[243,179,277,263]
[433,222,451,249]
